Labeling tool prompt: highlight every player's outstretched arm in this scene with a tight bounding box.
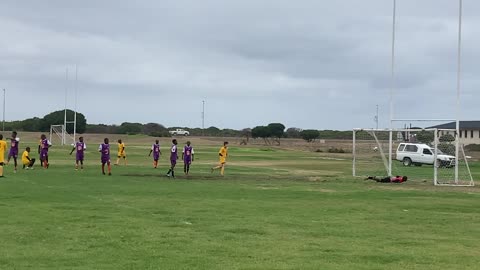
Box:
[148,149,152,156]
[70,147,75,155]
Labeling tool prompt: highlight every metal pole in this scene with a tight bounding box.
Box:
[2,89,5,132]
[376,105,379,129]
[352,130,356,177]
[202,100,205,136]
[455,0,463,184]
[64,67,68,145]
[74,64,78,144]
[388,0,397,176]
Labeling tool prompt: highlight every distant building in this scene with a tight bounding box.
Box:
[428,121,480,145]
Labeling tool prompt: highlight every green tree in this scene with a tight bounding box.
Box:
[142,123,169,137]
[267,123,285,145]
[252,126,271,145]
[118,122,143,135]
[416,130,434,144]
[286,127,302,138]
[439,134,455,143]
[41,110,87,133]
[300,130,320,142]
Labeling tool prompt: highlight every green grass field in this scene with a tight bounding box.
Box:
[1,134,480,269]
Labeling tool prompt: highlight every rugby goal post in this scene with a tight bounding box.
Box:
[352,128,474,187]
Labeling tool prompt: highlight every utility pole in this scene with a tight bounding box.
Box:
[2,89,5,132]
[375,105,379,129]
[202,100,205,136]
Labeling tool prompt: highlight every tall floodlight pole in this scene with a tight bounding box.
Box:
[388,0,397,176]
[2,89,5,132]
[375,105,379,129]
[455,0,463,184]
[202,100,205,136]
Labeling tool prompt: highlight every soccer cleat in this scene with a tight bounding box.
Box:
[108,173,112,176]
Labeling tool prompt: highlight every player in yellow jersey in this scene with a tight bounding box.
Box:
[0,134,7,177]
[22,147,35,169]
[115,139,127,166]
[211,141,228,176]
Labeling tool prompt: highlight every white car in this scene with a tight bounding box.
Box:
[169,129,190,136]
[396,143,456,168]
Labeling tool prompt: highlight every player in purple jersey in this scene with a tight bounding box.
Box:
[182,141,195,175]
[70,136,86,170]
[148,139,161,169]
[166,139,178,178]
[7,131,20,173]
[98,138,112,176]
[38,134,52,169]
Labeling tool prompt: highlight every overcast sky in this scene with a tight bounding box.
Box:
[1,0,479,130]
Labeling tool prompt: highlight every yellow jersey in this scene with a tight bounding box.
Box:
[22,150,30,165]
[0,140,6,163]
[118,143,126,156]
[219,146,228,163]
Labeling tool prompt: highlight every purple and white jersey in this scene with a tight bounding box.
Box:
[75,142,86,160]
[170,144,178,161]
[183,146,194,161]
[99,143,110,161]
[152,143,160,160]
[75,142,86,154]
[9,137,19,156]
[41,139,51,152]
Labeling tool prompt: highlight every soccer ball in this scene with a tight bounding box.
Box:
[373,146,379,152]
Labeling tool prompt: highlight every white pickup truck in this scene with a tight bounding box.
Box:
[169,129,190,136]
[396,143,456,168]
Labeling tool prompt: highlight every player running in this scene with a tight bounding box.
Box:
[0,134,7,177]
[211,142,228,176]
[7,131,20,173]
[99,138,112,176]
[148,139,161,169]
[166,139,178,178]
[182,141,194,175]
[116,139,127,166]
[38,134,52,169]
[22,147,35,170]
[70,137,86,170]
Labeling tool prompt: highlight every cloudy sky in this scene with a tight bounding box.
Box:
[1,0,479,130]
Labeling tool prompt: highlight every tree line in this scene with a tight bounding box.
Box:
[4,110,360,141]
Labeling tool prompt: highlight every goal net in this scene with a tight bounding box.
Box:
[353,128,474,186]
[50,125,74,146]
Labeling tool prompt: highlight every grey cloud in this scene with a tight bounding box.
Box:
[0,0,479,129]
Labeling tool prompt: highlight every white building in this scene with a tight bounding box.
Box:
[430,121,480,145]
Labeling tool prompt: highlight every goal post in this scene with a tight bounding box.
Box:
[352,128,474,187]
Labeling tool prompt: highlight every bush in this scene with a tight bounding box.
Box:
[438,143,455,156]
[301,130,320,142]
[315,149,323,153]
[328,147,347,154]
[465,144,480,152]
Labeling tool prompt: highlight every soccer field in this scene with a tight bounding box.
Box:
[1,134,480,269]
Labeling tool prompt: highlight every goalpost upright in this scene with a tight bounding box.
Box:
[51,65,78,146]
